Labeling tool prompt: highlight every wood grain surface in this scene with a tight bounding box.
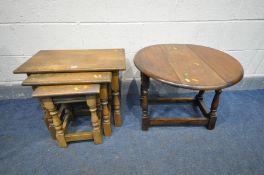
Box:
[134,44,244,90]
[14,49,126,74]
[32,84,100,97]
[22,72,111,86]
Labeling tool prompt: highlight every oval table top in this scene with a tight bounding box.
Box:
[134,44,244,90]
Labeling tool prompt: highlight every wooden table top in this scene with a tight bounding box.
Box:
[32,84,100,97]
[134,44,244,90]
[22,72,112,86]
[14,49,126,74]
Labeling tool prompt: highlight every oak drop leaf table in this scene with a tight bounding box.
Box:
[134,44,244,130]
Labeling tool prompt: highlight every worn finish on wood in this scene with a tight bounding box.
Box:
[14,49,126,74]
[112,71,122,127]
[134,44,244,90]
[135,44,243,130]
[86,95,103,144]
[32,84,100,97]
[22,72,112,86]
[100,84,111,136]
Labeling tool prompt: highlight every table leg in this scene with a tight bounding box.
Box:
[195,90,205,101]
[41,98,67,148]
[112,71,122,127]
[86,96,103,144]
[208,90,222,130]
[107,83,112,116]
[100,84,111,136]
[141,72,150,131]
[96,96,102,123]
[34,83,56,140]
[39,101,56,140]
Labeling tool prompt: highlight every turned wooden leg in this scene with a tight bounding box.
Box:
[35,84,55,140]
[96,96,102,123]
[208,90,222,130]
[112,71,122,127]
[194,90,205,106]
[86,95,103,144]
[141,72,150,131]
[196,90,205,101]
[44,108,56,140]
[107,83,112,122]
[41,98,67,148]
[39,100,56,139]
[100,84,111,136]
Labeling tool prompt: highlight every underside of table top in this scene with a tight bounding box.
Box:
[14,49,126,74]
[134,44,244,90]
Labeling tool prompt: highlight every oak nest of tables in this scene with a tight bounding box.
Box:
[134,44,244,130]
[13,49,126,147]
[14,49,126,127]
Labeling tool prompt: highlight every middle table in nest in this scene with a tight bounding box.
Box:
[13,49,126,146]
